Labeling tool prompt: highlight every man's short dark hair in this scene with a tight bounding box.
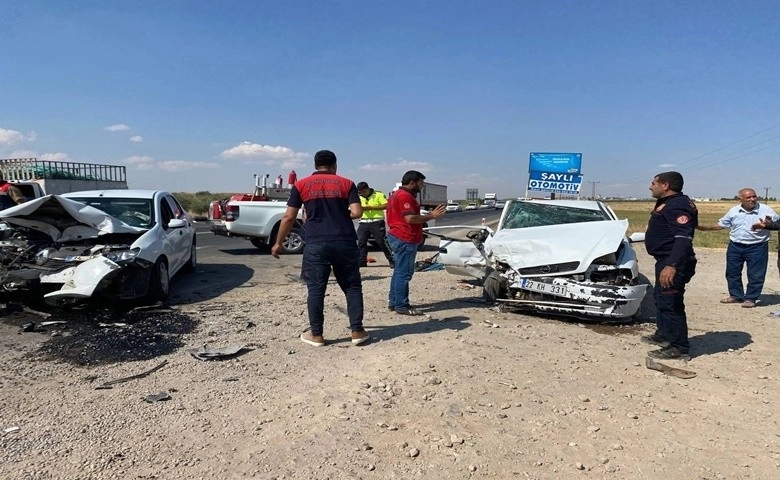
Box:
[314,150,337,168]
[655,171,684,192]
[356,181,369,191]
[401,170,425,185]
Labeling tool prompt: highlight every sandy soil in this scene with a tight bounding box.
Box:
[2,247,780,479]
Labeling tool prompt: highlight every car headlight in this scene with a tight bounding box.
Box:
[104,247,141,264]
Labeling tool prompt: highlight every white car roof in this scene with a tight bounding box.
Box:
[62,189,167,200]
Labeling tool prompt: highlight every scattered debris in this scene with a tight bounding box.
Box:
[20,322,46,333]
[3,426,21,434]
[645,357,696,379]
[482,319,499,328]
[95,360,169,389]
[768,310,780,317]
[23,306,52,319]
[188,344,247,361]
[131,302,174,314]
[40,321,68,327]
[143,391,171,403]
[98,322,130,328]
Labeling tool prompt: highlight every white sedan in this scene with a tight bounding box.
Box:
[0,190,196,305]
[426,199,648,320]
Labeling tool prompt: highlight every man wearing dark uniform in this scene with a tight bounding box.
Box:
[643,171,698,360]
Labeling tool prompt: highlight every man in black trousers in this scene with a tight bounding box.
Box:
[356,181,394,268]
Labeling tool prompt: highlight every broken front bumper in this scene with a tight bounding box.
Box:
[501,279,649,319]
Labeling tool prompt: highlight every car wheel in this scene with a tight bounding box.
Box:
[182,239,197,273]
[279,226,305,254]
[482,269,507,303]
[147,257,170,302]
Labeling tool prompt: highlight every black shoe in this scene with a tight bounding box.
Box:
[647,345,690,360]
[640,333,670,347]
[395,307,425,316]
[387,305,395,311]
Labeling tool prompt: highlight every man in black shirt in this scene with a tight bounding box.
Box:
[643,171,698,360]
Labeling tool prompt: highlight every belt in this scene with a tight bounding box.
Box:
[359,219,384,223]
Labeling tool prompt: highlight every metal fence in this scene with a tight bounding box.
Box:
[0,158,126,182]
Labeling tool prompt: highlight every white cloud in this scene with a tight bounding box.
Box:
[124,155,155,165]
[40,152,71,162]
[104,124,131,132]
[158,160,220,172]
[658,163,677,168]
[0,127,36,146]
[129,135,144,143]
[7,149,37,158]
[220,141,308,162]
[358,159,432,172]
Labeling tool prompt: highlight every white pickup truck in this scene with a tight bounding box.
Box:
[220,200,305,254]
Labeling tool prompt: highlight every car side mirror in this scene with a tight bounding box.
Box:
[628,232,645,243]
[168,218,187,229]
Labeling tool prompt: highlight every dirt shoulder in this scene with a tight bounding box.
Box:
[1,247,780,479]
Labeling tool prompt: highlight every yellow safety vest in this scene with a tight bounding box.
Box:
[360,190,387,220]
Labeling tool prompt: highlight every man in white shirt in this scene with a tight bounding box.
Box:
[698,188,780,308]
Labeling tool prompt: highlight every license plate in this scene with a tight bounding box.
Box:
[520,278,568,296]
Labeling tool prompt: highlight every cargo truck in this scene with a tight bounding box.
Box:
[1,158,127,200]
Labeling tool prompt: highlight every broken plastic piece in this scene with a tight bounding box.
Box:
[143,391,171,403]
[188,344,247,361]
[645,356,696,379]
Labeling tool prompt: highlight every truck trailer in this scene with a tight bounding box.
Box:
[1,158,128,199]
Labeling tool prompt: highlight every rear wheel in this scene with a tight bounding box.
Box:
[275,226,305,254]
[147,257,170,302]
[182,239,197,273]
[483,269,507,303]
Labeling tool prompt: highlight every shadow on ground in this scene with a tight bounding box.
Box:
[359,315,471,344]
[169,263,254,304]
[690,330,752,358]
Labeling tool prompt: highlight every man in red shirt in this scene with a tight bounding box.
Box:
[386,170,446,315]
[272,150,369,347]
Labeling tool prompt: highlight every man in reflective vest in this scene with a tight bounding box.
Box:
[357,181,394,268]
[0,172,26,210]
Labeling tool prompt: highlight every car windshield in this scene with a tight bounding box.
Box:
[68,197,154,229]
[502,202,609,229]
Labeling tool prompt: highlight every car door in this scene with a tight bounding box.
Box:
[166,195,192,273]
[424,225,492,279]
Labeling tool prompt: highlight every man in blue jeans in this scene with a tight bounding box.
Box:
[698,188,779,308]
[385,170,446,315]
[272,150,369,347]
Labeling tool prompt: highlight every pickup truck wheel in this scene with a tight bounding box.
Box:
[278,227,305,254]
[147,257,170,302]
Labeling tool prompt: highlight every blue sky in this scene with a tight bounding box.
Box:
[1,0,778,200]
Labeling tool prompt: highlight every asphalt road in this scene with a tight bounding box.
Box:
[171,208,500,303]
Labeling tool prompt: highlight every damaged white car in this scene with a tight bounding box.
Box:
[0,190,196,305]
[426,200,648,320]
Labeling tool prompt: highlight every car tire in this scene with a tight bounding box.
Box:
[147,257,170,302]
[483,269,507,303]
[278,226,305,254]
[182,239,197,273]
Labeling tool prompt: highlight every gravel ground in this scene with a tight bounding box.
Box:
[1,247,780,479]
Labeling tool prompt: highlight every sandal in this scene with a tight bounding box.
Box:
[719,296,742,304]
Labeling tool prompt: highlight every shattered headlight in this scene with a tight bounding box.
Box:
[104,247,140,264]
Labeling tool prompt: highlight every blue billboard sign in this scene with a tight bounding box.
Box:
[527,171,583,194]
[529,152,582,175]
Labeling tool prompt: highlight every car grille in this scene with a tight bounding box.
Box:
[32,257,86,271]
[519,261,580,275]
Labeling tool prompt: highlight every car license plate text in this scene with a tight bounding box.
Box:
[520,279,568,296]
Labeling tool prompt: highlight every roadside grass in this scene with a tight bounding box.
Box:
[608,201,778,250]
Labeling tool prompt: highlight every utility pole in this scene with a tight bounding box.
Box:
[587,181,600,200]
[764,187,771,202]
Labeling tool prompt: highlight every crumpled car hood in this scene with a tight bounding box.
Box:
[487,219,629,274]
[0,194,145,241]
